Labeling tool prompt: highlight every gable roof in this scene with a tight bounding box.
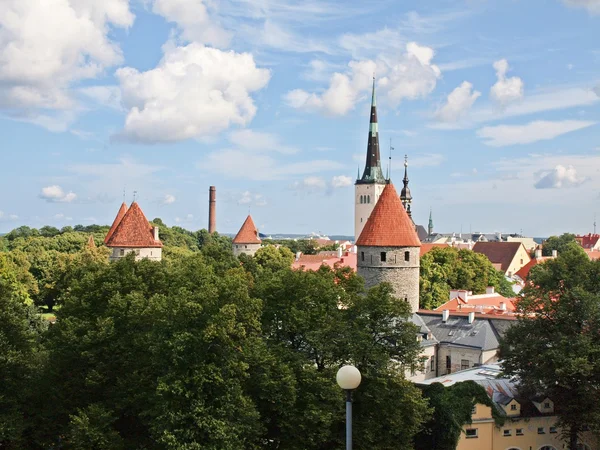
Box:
[417,312,502,351]
[514,256,552,281]
[233,215,261,244]
[356,183,421,247]
[105,202,162,248]
[420,243,450,256]
[577,234,600,249]
[434,294,516,315]
[473,242,526,272]
[104,202,128,244]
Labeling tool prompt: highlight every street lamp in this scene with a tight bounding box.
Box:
[336,365,361,450]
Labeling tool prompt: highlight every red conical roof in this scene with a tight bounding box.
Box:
[87,234,96,248]
[233,215,261,244]
[104,202,128,244]
[356,183,421,247]
[105,202,163,248]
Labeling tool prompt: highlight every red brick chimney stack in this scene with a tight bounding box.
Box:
[209,186,216,233]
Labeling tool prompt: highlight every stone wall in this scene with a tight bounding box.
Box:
[233,243,261,257]
[357,245,420,313]
[436,345,485,375]
[109,247,162,262]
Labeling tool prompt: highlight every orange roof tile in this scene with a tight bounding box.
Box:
[473,242,526,273]
[104,202,128,244]
[233,215,261,244]
[585,249,600,260]
[87,235,96,248]
[577,234,600,249]
[356,183,421,247]
[420,243,450,256]
[435,295,516,314]
[105,202,162,248]
[514,256,552,280]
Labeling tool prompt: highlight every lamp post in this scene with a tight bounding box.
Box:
[336,365,361,450]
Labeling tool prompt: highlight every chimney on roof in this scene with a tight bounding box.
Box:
[337,246,343,258]
[486,286,495,294]
[209,186,216,234]
[499,302,507,311]
[468,312,475,324]
[458,290,469,303]
[552,249,558,258]
[535,248,542,258]
[295,251,301,262]
[153,226,159,241]
[442,310,449,323]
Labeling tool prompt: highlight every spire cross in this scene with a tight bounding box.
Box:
[133,190,137,202]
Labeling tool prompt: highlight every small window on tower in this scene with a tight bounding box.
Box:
[404,251,410,262]
[360,195,363,204]
[367,195,370,204]
[361,252,365,261]
[380,252,386,262]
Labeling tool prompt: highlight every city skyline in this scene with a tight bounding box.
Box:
[1,0,600,237]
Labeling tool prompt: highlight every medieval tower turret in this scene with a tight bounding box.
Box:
[232,215,262,257]
[354,78,387,241]
[356,183,421,313]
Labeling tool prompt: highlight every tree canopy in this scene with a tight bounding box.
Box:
[542,233,586,257]
[419,247,514,310]
[499,247,600,449]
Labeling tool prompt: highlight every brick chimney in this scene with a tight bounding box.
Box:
[209,186,216,233]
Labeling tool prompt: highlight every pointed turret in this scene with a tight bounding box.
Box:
[428,208,434,236]
[400,155,412,218]
[104,202,128,244]
[357,78,385,184]
[87,234,96,249]
[232,215,262,257]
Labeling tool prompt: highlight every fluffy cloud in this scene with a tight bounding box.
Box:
[237,191,267,207]
[115,43,270,143]
[435,81,481,122]
[562,0,600,14]
[39,185,77,203]
[152,0,231,47]
[477,120,596,147]
[490,59,524,106]
[331,175,352,188]
[535,164,587,189]
[0,0,133,125]
[162,194,176,204]
[285,42,440,116]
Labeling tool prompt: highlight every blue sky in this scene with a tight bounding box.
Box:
[1,0,599,237]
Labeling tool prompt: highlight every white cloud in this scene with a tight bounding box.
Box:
[534,165,587,189]
[562,0,600,14]
[39,185,77,203]
[228,129,297,154]
[331,175,352,188]
[0,0,133,127]
[285,42,440,116]
[435,81,481,122]
[237,191,267,207]
[477,120,596,147]
[79,85,122,110]
[115,43,270,143]
[490,59,524,106]
[163,194,176,204]
[152,0,231,48]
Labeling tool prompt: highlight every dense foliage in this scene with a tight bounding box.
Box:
[419,247,514,309]
[499,247,600,449]
[541,233,586,257]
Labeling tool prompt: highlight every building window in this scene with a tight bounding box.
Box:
[520,258,523,264]
[537,427,545,434]
[510,404,517,411]
[503,429,511,436]
[461,359,470,370]
[367,195,370,204]
[446,356,451,372]
[539,447,557,450]
[404,251,410,262]
[516,428,524,436]
[360,195,363,204]
[549,426,557,434]
[380,252,386,262]
[245,245,248,249]
[465,428,478,439]
[361,252,365,262]
[119,249,125,256]
[471,405,476,415]
[430,357,435,372]
[544,401,551,409]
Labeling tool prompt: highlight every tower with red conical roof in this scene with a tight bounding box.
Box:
[105,201,163,261]
[232,215,261,257]
[355,78,387,241]
[356,182,421,313]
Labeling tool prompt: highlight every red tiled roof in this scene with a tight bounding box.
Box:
[473,242,526,273]
[292,251,357,272]
[356,183,421,247]
[104,202,128,244]
[435,294,516,314]
[87,235,96,248]
[514,256,552,280]
[576,234,600,249]
[105,202,163,248]
[585,249,600,260]
[420,243,450,256]
[233,215,261,244]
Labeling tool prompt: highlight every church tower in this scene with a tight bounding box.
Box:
[400,155,413,219]
[356,183,421,313]
[354,78,387,241]
[428,208,434,236]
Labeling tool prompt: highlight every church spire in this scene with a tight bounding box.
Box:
[400,155,412,218]
[357,78,385,184]
[428,208,434,236]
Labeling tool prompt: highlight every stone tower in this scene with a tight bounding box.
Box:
[232,215,261,257]
[356,183,421,313]
[355,78,387,241]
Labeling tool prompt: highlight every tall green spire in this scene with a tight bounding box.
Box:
[428,208,434,236]
[357,77,385,184]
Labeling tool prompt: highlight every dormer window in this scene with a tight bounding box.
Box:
[544,401,551,409]
[510,404,517,411]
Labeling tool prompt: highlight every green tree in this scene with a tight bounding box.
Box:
[0,254,47,447]
[415,381,504,450]
[542,233,585,256]
[499,247,600,449]
[419,247,514,309]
